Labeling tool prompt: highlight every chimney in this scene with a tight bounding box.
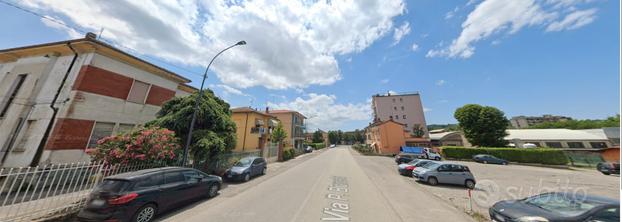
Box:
[85,32,97,40]
[265,107,269,113]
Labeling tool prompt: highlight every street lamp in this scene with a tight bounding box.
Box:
[181,40,246,165]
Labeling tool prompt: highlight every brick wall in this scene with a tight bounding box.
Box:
[73,65,133,100]
[45,118,94,150]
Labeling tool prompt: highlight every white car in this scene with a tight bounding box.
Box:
[329,144,336,148]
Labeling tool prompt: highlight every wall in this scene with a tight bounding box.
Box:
[372,94,428,137]
[270,112,294,149]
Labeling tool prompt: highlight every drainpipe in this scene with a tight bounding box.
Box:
[242,112,249,152]
[30,43,78,166]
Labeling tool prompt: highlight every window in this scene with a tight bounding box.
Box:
[127,80,151,104]
[399,98,403,102]
[392,98,395,102]
[393,106,397,110]
[567,142,584,148]
[117,123,135,134]
[438,164,451,171]
[401,106,404,110]
[133,173,163,190]
[403,115,406,119]
[88,122,115,148]
[395,115,399,119]
[526,142,541,147]
[182,170,201,184]
[590,142,607,149]
[545,142,562,148]
[164,171,186,184]
[0,74,27,118]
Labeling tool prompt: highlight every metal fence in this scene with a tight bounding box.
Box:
[565,151,605,168]
[0,161,172,222]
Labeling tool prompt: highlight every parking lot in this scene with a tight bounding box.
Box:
[370,155,620,221]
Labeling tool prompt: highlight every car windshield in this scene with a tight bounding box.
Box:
[235,158,253,167]
[523,194,602,217]
[407,159,421,165]
[94,179,130,193]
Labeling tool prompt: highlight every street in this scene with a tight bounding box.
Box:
[160,146,473,222]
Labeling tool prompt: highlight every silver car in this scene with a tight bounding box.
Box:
[412,162,476,189]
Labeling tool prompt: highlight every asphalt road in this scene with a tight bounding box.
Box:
[160,146,473,222]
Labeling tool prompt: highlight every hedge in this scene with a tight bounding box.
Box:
[441,146,569,165]
[304,143,326,150]
[282,149,296,161]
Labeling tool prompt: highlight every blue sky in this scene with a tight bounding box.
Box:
[1,0,619,131]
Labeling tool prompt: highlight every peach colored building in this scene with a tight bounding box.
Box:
[265,109,306,151]
[231,107,278,153]
[365,120,406,154]
[371,92,429,138]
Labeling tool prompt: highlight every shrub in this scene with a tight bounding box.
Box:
[282,149,296,161]
[87,127,180,165]
[304,142,326,150]
[352,144,375,155]
[441,146,569,165]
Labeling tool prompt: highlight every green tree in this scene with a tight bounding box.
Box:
[312,130,324,143]
[411,124,426,138]
[454,104,509,147]
[328,131,339,144]
[337,130,343,144]
[147,90,236,162]
[529,115,620,129]
[271,122,288,143]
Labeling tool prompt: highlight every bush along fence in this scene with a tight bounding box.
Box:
[441,146,569,165]
[352,144,375,155]
[304,143,326,150]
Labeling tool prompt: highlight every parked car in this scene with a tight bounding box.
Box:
[304,146,314,153]
[473,154,508,165]
[330,144,336,148]
[396,147,442,163]
[397,159,436,176]
[395,153,417,164]
[489,192,619,222]
[597,162,620,175]
[77,167,222,222]
[224,156,267,182]
[412,162,476,189]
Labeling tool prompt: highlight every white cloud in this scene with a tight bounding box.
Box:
[427,0,598,58]
[268,93,371,130]
[445,6,459,20]
[546,8,597,31]
[411,43,419,51]
[392,21,411,46]
[380,79,389,84]
[23,0,405,90]
[388,90,398,95]
[39,17,82,38]
[423,107,432,112]
[209,84,251,98]
[435,79,446,86]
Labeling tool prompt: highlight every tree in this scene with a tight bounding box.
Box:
[312,130,324,143]
[337,130,344,144]
[454,104,509,147]
[88,127,180,165]
[328,131,339,144]
[271,122,288,143]
[147,90,236,162]
[411,124,426,138]
[529,115,620,129]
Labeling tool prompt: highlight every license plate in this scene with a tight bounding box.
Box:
[90,199,105,207]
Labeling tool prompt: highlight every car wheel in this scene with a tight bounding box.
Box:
[261,167,266,175]
[427,177,438,186]
[132,203,157,222]
[243,173,251,182]
[483,160,488,164]
[602,172,611,175]
[465,180,476,189]
[207,183,219,198]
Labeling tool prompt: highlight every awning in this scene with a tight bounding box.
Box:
[400,146,424,154]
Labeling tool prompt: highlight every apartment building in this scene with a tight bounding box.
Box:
[510,115,572,128]
[365,119,407,154]
[266,109,306,151]
[0,34,195,167]
[371,92,428,137]
[231,107,279,152]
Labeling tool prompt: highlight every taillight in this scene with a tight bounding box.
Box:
[108,193,138,205]
[405,166,415,171]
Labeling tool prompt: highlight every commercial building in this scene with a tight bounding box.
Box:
[429,130,469,147]
[265,109,306,151]
[231,107,279,153]
[0,34,194,167]
[510,115,572,128]
[371,92,428,137]
[505,129,612,149]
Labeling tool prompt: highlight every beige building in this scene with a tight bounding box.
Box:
[266,109,306,151]
[231,107,278,152]
[371,92,428,138]
[0,34,194,167]
[510,115,572,128]
[365,119,407,154]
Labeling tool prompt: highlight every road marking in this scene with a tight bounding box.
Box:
[322,176,350,221]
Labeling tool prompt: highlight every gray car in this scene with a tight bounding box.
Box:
[412,162,476,189]
[224,156,267,182]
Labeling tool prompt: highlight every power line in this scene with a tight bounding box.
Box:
[0,0,206,80]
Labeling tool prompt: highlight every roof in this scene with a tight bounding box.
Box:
[429,131,460,140]
[505,129,609,141]
[0,36,191,84]
[106,167,186,180]
[372,91,420,97]
[368,119,406,128]
[266,109,307,118]
[231,107,275,117]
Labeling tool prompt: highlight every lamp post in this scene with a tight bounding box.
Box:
[181,40,246,166]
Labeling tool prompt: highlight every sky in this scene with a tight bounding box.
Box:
[0,0,619,131]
